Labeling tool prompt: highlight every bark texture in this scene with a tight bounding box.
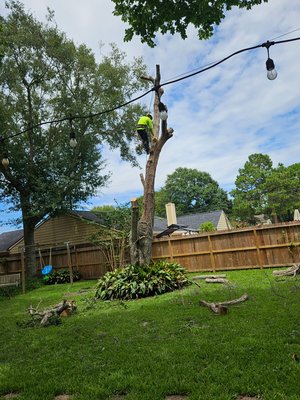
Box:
[131,65,173,265]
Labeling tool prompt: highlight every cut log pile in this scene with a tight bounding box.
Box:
[273,264,300,277]
[28,300,77,326]
[200,293,249,315]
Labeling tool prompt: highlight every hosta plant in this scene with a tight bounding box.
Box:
[95,261,190,300]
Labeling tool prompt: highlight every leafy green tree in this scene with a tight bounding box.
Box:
[155,167,229,216]
[265,163,300,221]
[231,153,273,223]
[112,0,268,47]
[0,1,148,276]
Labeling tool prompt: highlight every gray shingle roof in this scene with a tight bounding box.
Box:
[0,229,24,252]
[153,210,223,232]
[177,210,222,230]
[69,210,106,225]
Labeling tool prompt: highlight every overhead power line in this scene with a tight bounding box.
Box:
[1,36,300,144]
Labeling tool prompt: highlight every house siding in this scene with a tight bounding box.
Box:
[9,215,102,254]
[216,211,232,231]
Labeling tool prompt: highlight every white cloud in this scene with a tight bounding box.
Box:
[1,0,300,231]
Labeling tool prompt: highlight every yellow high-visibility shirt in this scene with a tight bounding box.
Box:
[137,115,153,131]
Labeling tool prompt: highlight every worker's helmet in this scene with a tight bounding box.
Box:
[146,113,153,120]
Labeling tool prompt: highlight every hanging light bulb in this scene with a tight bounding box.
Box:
[263,40,277,81]
[2,154,9,168]
[160,110,168,121]
[158,101,168,121]
[69,131,77,148]
[266,57,277,80]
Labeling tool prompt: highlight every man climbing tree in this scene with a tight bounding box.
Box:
[136,113,154,155]
[131,66,173,266]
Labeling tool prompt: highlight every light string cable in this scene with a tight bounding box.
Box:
[1,36,300,143]
[159,36,300,88]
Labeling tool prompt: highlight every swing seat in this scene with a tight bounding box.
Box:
[42,265,53,275]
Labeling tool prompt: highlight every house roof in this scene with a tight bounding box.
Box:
[69,210,106,225]
[153,210,224,232]
[0,229,24,252]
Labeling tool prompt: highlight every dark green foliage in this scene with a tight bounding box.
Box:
[200,221,215,232]
[0,1,148,276]
[231,154,300,223]
[112,0,269,47]
[155,167,230,217]
[43,269,81,285]
[95,261,190,300]
[0,285,20,300]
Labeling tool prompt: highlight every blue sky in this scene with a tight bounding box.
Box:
[1,0,300,233]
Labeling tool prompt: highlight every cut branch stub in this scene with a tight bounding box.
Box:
[200,294,249,315]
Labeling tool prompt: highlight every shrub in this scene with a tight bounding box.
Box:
[43,269,81,285]
[95,261,190,300]
[200,221,215,232]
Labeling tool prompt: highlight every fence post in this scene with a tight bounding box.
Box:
[167,238,174,261]
[253,229,263,269]
[20,247,26,294]
[66,242,73,284]
[207,235,216,272]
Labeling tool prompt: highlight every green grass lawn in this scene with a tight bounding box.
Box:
[1,268,300,400]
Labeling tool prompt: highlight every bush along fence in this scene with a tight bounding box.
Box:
[151,221,300,272]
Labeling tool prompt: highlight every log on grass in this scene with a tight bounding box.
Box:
[200,293,248,315]
[193,274,226,280]
[273,264,300,277]
[28,300,77,326]
[205,278,229,284]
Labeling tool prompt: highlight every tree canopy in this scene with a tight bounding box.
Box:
[112,0,268,47]
[265,163,300,221]
[154,167,229,217]
[231,154,300,223]
[0,1,148,275]
[231,153,273,223]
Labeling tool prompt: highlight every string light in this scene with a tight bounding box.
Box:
[158,101,168,121]
[263,41,277,80]
[0,36,299,145]
[1,153,9,168]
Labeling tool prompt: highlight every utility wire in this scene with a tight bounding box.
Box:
[1,36,300,143]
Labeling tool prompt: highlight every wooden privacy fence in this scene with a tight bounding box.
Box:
[0,244,117,280]
[151,221,300,272]
[2,221,300,280]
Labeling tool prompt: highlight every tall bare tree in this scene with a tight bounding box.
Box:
[131,65,173,265]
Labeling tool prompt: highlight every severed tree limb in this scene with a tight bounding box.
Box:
[205,278,229,284]
[273,264,300,277]
[193,274,227,280]
[200,293,249,315]
[28,300,77,326]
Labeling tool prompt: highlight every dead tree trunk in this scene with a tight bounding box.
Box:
[131,65,173,265]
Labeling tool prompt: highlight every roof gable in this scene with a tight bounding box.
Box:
[0,229,24,252]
